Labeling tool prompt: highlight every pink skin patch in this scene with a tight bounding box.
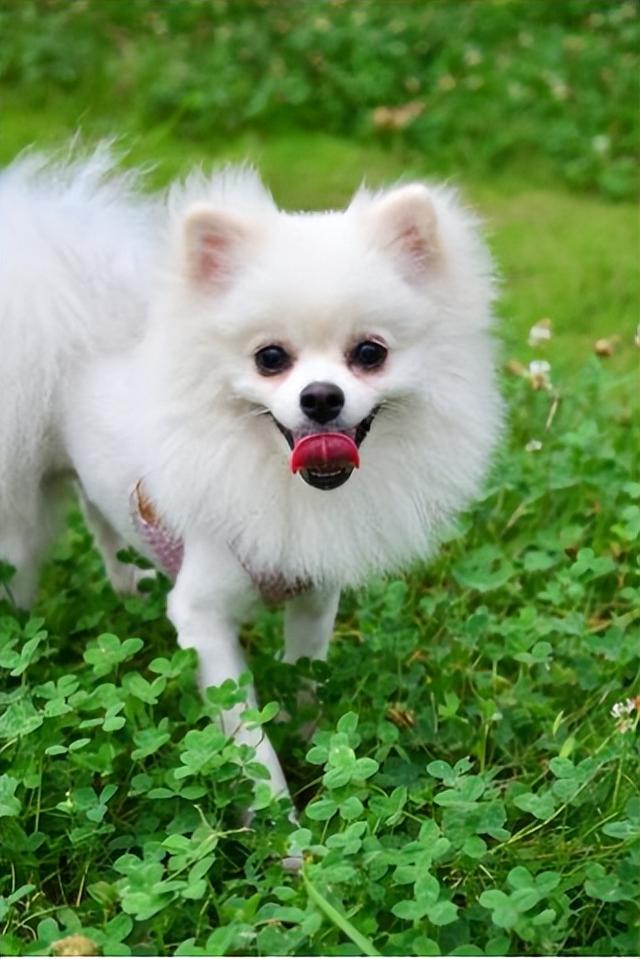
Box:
[130,482,184,581]
[290,433,360,474]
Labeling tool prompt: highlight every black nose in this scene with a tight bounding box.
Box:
[300,381,345,424]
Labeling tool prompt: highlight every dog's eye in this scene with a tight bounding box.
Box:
[349,340,388,371]
[255,344,292,376]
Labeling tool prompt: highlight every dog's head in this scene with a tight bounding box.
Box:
[161,171,495,500]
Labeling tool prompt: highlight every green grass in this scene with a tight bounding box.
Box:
[3,0,638,200]
[0,110,639,956]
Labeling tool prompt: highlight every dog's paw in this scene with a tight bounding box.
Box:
[240,794,303,871]
[281,853,303,873]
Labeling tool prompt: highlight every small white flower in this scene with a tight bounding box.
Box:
[545,73,569,101]
[611,698,635,719]
[464,46,482,66]
[529,360,551,374]
[438,73,457,92]
[613,1,636,22]
[592,134,610,155]
[634,324,640,348]
[525,439,543,453]
[528,319,552,346]
[611,697,639,733]
[527,360,552,390]
[507,81,525,101]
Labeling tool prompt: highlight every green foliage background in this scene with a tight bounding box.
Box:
[2,0,639,199]
[0,1,638,957]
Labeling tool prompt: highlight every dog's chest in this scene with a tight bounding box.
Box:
[129,481,310,604]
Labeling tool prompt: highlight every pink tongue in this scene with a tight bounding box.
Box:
[290,432,360,473]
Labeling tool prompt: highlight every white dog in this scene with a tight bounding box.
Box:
[0,147,501,800]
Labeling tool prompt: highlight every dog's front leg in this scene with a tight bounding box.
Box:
[168,538,290,801]
[282,587,341,742]
[283,586,341,664]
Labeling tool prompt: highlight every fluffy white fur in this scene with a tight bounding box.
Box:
[0,147,501,800]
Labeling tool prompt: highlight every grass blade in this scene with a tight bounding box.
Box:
[302,870,381,957]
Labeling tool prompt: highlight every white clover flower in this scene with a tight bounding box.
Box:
[438,74,456,92]
[545,73,569,101]
[507,81,525,101]
[613,1,636,22]
[529,359,551,375]
[527,359,552,390]
[611,698,635,719]
[525,439,543,453]
[592,134,610,155]
[611,697,639,733]
[464,46,482,66]
[528,319,552,347]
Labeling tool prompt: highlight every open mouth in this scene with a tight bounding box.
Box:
[273,409,379,491]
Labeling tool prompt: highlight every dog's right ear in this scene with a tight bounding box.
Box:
[183,204,254,289]
[366,184,441,284]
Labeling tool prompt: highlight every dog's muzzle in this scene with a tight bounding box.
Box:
[273,408,379,490]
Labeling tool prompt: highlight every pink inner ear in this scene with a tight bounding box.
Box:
[400,223,429,267]
[197,231,229,281]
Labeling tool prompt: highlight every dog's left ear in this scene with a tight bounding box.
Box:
[183,204,255,289]
[368,184,440,282]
